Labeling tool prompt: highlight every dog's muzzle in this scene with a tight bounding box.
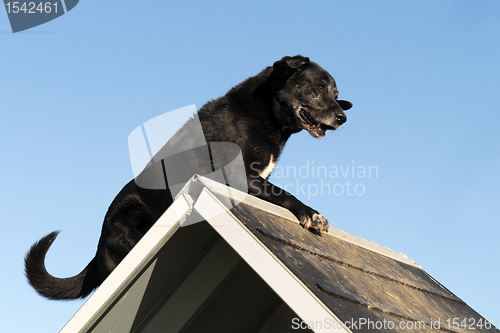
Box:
[298,108,346,138]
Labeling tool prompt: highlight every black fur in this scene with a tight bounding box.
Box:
[25,56,352,300]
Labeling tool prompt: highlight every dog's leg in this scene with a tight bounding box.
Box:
[95,183,172,279]
[247,176,328,233]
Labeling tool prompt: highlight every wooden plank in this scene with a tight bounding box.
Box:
[228,203,498,333]
[229,202,460,302]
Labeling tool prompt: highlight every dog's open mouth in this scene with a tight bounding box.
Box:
[299,108,332,138]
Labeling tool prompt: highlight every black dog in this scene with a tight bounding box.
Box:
[25,55,352,300]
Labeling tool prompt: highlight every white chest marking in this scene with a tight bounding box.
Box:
[259,155,277,179]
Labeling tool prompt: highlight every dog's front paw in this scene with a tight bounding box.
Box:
[300,212,329,234]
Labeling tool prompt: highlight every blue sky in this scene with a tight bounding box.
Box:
[2,1,500,331]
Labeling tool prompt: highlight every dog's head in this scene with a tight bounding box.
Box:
[272,56,352,138]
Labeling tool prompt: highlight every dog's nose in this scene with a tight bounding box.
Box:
[335,111,347,124]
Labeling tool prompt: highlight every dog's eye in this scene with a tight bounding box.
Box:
[317,85,324,90]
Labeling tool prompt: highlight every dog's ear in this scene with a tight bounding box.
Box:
[337,100,353,111]
[273,55,310,73]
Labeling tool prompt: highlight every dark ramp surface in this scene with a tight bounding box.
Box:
[228,200,498,333]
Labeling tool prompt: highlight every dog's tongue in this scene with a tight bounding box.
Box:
[300,109,327,138]
[306,123,326,138]
[315,125,327,138]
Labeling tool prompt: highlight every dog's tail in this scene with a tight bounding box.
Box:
[24,231,101,300]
